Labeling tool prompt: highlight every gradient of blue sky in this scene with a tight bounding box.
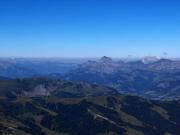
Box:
[0,0,179,58]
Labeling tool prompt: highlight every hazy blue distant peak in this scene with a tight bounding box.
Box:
[141,56,161,64]
[100,56,113,63]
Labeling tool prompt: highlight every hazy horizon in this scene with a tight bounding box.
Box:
[0,55,180,60]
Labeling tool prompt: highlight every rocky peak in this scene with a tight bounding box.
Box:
[100,56,113,63]
[141,56,160,64]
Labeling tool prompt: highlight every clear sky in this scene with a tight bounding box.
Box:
[0,0,180,58]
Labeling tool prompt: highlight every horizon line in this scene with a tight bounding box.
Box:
[0,56,180,60]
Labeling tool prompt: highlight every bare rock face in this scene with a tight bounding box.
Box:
[77,56,122,74]
[100,56,113,63]
[74,56,180,75]
[141,56,160,64]
[25,84,57,96]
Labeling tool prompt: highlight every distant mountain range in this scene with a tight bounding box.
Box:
[0,58,78,78]
[1,57,180,100]
[0,78,180,135]
[60,56,180,100]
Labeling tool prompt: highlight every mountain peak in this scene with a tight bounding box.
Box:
[141,56,160,64]
[100,56,113,63]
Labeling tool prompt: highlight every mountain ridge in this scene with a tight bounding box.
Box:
[60,56,180,100]
[1,57,180,100]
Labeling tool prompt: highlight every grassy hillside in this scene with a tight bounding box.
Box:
[0,95,180,135]
[0,78,117,98]
[0,78,180,135]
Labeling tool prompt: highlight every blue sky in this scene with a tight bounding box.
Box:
[0,0,180,58]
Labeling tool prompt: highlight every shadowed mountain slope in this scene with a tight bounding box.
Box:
[0,78,180,135]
